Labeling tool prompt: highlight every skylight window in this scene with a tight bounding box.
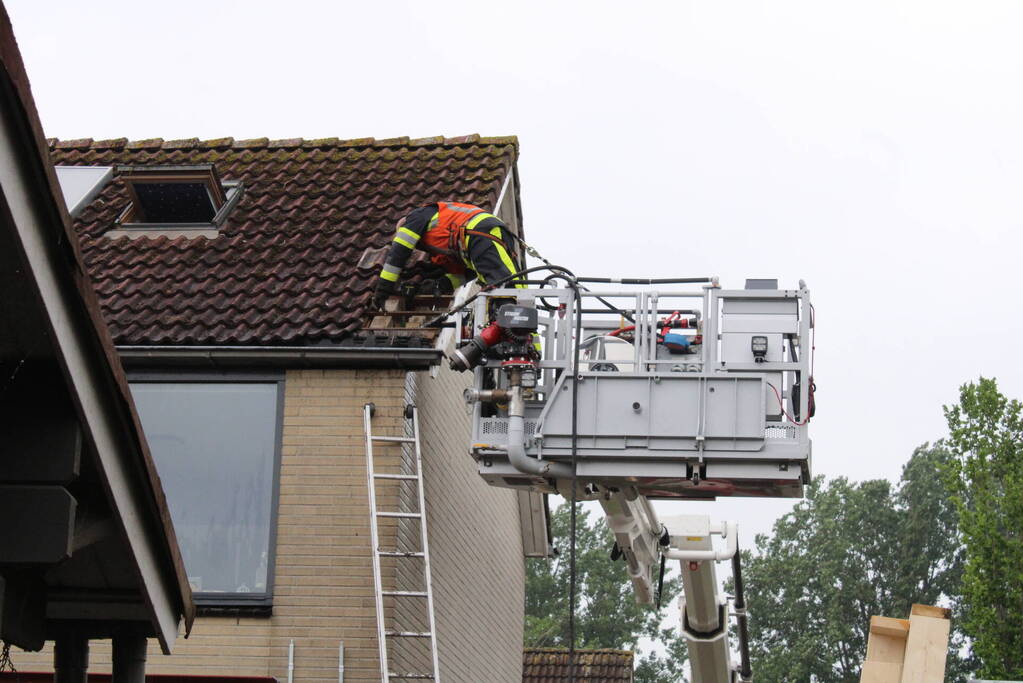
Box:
[116,165,241,229]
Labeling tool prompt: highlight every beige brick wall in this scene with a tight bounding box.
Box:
[13,367,524,682]
[410,366,526,682]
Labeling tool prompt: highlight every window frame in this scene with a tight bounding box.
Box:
[128,370,285,613]
[115,164,243,230]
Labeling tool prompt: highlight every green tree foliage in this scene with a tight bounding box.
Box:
[525,503,687,682]
[740,445,969,682]
[943,377,1023,679]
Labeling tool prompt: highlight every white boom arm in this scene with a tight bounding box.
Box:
[597,489,751,683]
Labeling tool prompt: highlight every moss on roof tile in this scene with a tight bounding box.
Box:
[200,137,235,148]
[56,138,94,149]
[234,137,270,148]
[126,138,164,150]
[93,138,129,149]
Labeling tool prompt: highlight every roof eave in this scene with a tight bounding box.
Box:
[1,6,193,649]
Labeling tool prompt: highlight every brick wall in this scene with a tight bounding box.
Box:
[13,367,524,682]
[410,366,526,681]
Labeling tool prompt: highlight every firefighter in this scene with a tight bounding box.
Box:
[372,201,524,309]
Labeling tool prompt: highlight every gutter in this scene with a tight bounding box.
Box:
[117,345,444,370]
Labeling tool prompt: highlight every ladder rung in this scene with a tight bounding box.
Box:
[374,473,420,480]
[386,631,433,638]
[381,590,428,597]
[378,550,425,558]
[377,511,421,518]
[372,436,416,443]
[389,674,435,680]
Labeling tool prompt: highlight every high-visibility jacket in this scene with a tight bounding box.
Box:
[379,202,521,291]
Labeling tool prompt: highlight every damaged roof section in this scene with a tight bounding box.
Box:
[47,135,520,354]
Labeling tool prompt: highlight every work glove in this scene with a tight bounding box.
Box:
[372,280,397,310]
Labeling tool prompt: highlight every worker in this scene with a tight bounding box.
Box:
[372,201,524,309]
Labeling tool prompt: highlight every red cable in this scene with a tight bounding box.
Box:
[767,381,811,426]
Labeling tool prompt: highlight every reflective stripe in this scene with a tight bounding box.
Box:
[398,226,421,241]
[445,204,479,214]
[428,212,439,230]
[465,212,495,231]
[380,268,400,282]
[394,236,416,250]
[462,213,497,251]
[382,263,402,276]
[445,272,465,289]
[489,227,525,288]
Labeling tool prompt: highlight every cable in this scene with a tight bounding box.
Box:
[422,264,577,328]
[566,275,583,683]
[766,382,811,426]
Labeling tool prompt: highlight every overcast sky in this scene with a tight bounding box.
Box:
[8,0,1023,545]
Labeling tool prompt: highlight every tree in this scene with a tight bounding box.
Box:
[525,503,687,682]
[943,377,1023,679]
[739,445,969,682]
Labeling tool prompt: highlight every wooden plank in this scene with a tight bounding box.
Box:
[0,485,76,563]
[862,661,904,683]
[0,572,46,650]
[900,609,950,683]
[871,616,911,639]
[0,413,81,483]
[862,616,910,683]
[910,603,951,620]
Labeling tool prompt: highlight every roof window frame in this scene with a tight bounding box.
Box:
[114,164,243,232]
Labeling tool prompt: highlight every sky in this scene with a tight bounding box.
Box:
[7,0,1023,550]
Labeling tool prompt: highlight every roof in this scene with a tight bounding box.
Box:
[47,135,520,349]
[522,648,634,682]
[1,1,192,650]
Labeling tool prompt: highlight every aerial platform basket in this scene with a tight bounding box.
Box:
[456,279,815,500]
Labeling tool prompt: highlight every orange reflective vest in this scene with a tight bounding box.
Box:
[418,202,487,273]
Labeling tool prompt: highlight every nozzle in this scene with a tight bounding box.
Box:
[450,338,487,372]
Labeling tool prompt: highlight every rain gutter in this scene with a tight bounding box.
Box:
[117,345,444,370]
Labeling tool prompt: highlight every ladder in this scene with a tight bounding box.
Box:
[363,402,441,682]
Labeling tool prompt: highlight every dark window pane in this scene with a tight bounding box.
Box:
[133,182,217,223]
[130,382,278,597]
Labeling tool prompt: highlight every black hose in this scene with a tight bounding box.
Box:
[422,264,577,328]
[567,276,582,683]
[732,546,753,680]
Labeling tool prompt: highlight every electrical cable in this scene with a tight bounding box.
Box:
[566,274,583,683]
[766,381,811,426]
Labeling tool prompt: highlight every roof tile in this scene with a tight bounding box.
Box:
[522,649,634,682]
[56,137,94,149]
[162,138,200,150]
[93,137,129,149]
[125,138,164,150]
[51,135,519,347]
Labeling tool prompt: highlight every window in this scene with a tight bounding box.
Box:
[129,376,283,609]
[116,164,242,228]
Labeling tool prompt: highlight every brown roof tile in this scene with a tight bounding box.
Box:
[50,135,518,346]
[522,649,634,682]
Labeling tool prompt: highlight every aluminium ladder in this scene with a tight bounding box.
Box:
[363,402,441,682]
